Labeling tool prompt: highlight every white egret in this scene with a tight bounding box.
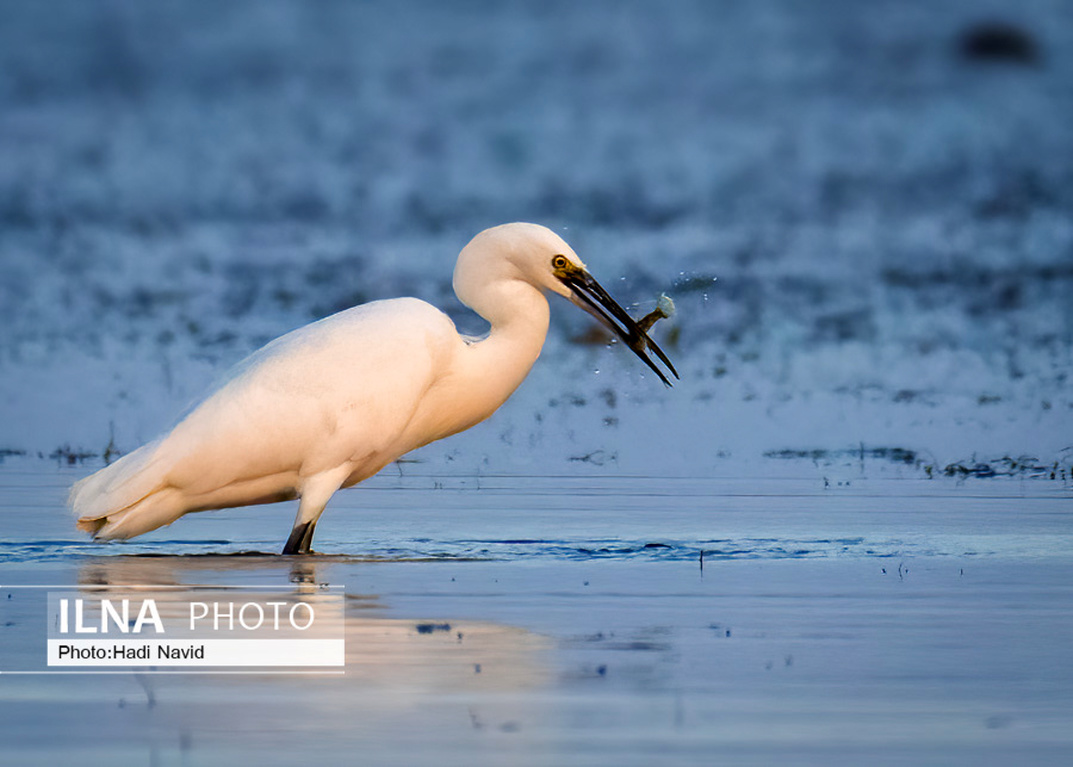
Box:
[70,223,677,554]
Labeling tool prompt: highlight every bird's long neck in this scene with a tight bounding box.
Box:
[395,282,550,454]
[464,280,550,410]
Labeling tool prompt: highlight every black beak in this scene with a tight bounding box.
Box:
[560,269,679,386]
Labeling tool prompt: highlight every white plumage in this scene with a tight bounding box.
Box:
[70,223,676,554]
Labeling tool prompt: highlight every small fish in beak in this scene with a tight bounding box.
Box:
[637,293,675,334]
[557,266,679,386]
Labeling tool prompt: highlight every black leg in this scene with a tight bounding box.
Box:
[298,520,317,554]
[282,521,312,555]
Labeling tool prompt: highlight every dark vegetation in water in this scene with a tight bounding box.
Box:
[765,445,1073,482]
[942,454,1070,481]
[568,450,617,466]
[36,429,123,468]
[414,622,452,635]
[0,449,27,464]
[766,446,920,465]
[49,445,98,466]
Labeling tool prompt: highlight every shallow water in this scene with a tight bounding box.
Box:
[2,1,1073,761]
[2,461,1072,765]
[4,458,1071,562]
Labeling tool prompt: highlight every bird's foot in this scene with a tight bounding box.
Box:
[282,521,317,555]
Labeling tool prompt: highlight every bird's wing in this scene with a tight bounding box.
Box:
[160,298,460,495]
[73,299,462,532]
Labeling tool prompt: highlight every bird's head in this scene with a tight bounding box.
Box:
[455,223,678,386]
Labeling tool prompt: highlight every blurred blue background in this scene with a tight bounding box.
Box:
[1,0,1071,479]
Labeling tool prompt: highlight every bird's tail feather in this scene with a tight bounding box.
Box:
[75,490,187,539]
[69,440,186,540]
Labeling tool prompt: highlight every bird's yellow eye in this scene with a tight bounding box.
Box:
[551,255,569,270]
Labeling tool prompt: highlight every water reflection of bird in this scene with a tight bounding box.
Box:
[71,223,677,554]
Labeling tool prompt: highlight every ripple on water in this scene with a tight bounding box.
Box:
[0,534,1003,565]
